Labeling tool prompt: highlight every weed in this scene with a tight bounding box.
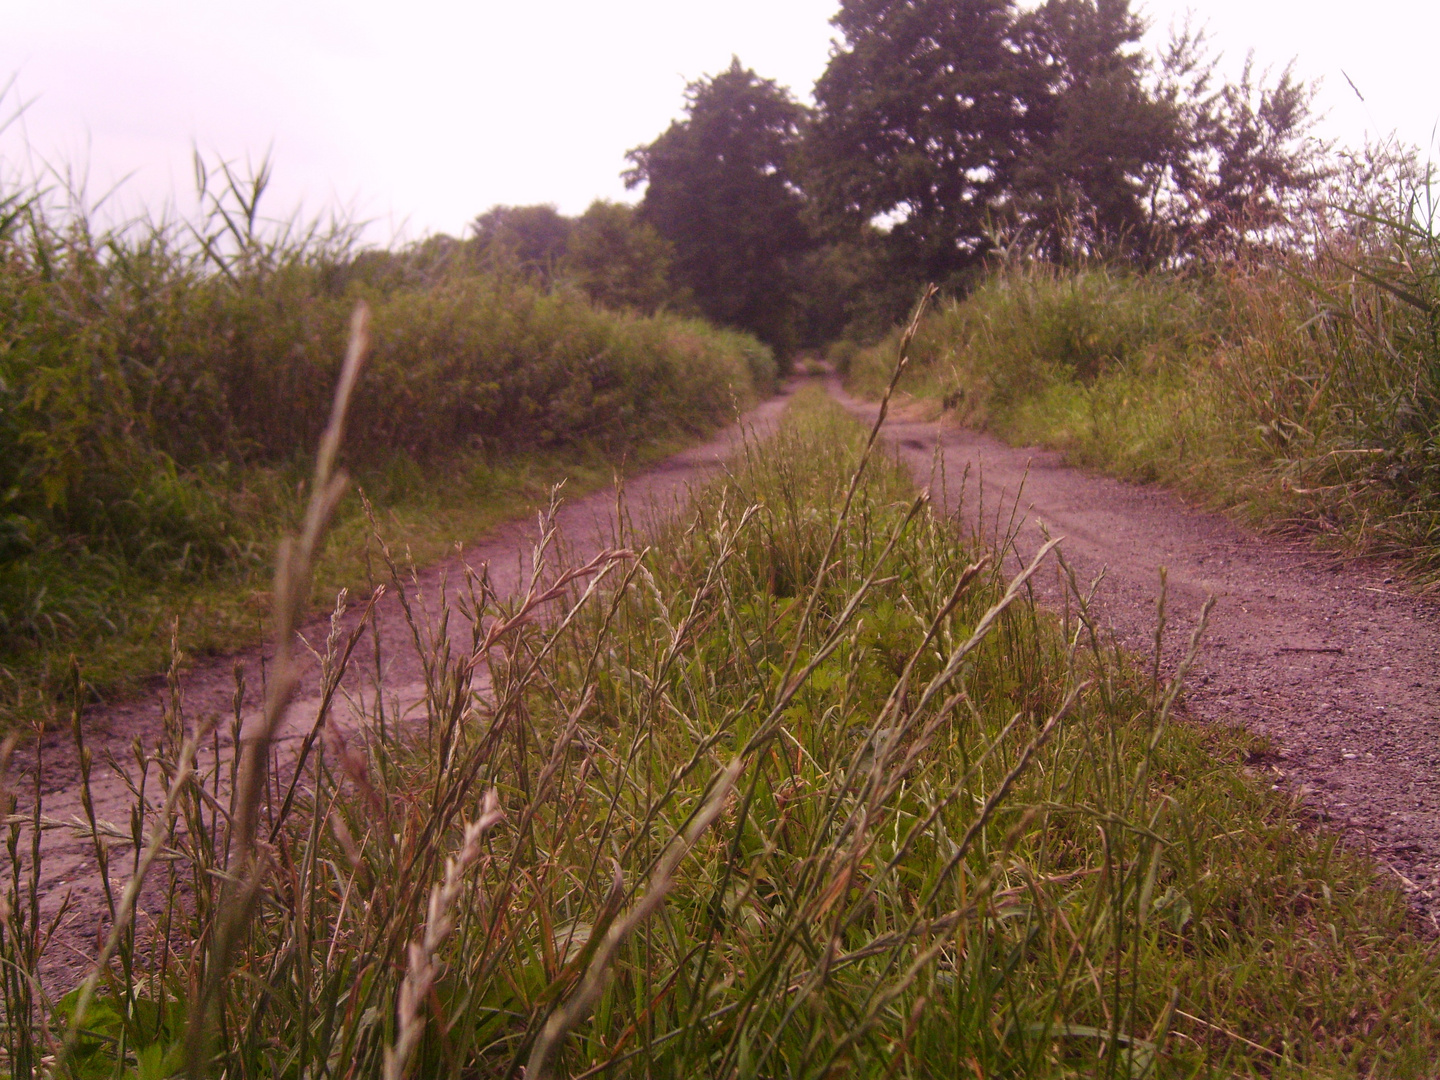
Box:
[0,152,772,717]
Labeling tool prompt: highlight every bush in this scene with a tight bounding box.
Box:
[0,163,773,661]
[846,264,1216,418]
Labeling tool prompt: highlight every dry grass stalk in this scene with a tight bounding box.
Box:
[383,789,506,1080]
[49,726,204,1076]
[525,758,744,1080]
[186,301,371,1073]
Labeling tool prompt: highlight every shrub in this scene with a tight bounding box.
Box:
[0,161,772,662]
[847,187,1440,577]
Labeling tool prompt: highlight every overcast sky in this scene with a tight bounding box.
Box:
[3,0,1436,244]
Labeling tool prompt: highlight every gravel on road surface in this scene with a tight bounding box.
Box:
[834,379,1440,928]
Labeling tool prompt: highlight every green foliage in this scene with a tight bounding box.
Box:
[470,202,574,283]
[809,0,1039,282]
[600,1,1331,344]
[350,276,767,458]
[559,199,679,313]
[626,57,813,355]
[1155,43,1331,257]
[849,172,1440,578]
[1013,0,1177,254]
[806,0,1327,298]
[0,160,772,686]
[7,390,1436,1078]
[794,229,919,347]
[48,988,186,1078]
[849,263,1213,414]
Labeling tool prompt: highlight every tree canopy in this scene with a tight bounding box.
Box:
[464,1,1334,345]
[560,200,677,314]
[808,0,1040,282]
[471,203,574,283]
[1147,36,1329,256]
[1010,0,1179,259]
[625,58,813,353]
[807,0,1326,284]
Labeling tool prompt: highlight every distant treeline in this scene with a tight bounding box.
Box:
[480,0,1343,356]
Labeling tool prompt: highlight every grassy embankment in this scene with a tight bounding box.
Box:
[0,169,773,719]
[5,380,1435,1078]
[845,200,1440,584]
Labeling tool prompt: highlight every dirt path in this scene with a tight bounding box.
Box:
[9,386,796,988]
[834,381,1440,925]
[14,371,1440,991]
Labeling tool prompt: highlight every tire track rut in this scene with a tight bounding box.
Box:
[7,387,795,989]
[834,378,1440,926]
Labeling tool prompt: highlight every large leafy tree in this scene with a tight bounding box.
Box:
[471,203,574,283]
[560,200,678,314]
[1148,36,1329,257]
[626,58,812,353]
[1011,0,1179,259]
[808,0,1325,283]
[808,0,1043,284]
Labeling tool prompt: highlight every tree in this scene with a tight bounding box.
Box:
[808,0,1042,285]
[471,203,574,283]
[560,200,678,313]
[1155,45,1330,257]
[626,58,812,354]
[793,229,917,345]
[1011,0,1180,259]
[807,0,1327,282]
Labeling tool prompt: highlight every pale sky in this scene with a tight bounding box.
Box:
[2,0,1436,244]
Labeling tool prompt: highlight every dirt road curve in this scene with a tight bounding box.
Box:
[835,381,1440,925]
[13,387,793,986]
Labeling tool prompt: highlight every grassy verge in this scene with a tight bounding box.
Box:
[5,384,1435,1078]
[845,228,1440,584]
[0,431,705,723]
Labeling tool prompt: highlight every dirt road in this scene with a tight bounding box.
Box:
[835,381,1440,925]
[13,370,1440,993]
[10,386,795,986]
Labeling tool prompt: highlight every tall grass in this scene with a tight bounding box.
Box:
[846,178,1440,580]
[0,155,772,702]
[4,369,1435,1077]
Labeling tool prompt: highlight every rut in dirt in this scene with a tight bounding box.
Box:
[833,378,1440,927]
[6,386,796,989]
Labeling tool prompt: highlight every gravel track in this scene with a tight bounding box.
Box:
[834,379,1440,927]
[12,370,1440,995]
